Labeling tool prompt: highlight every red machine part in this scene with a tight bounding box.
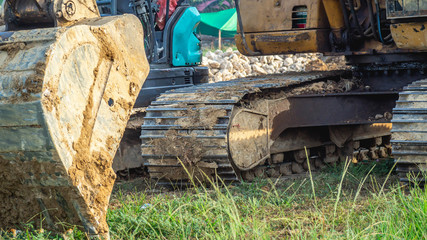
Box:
[156,0,178,30]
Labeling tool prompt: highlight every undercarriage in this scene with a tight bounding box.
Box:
[141,64,427,185]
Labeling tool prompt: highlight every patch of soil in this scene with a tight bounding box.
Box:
[148,130,205,165]
[6,61,46,104]
[0,43,26,57]
[176,105,227,129]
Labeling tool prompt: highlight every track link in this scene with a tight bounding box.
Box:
[241,136,393,181]
[392,79,427,184]
[141,104,238,185]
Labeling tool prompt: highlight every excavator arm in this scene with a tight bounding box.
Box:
[4,0,99,29]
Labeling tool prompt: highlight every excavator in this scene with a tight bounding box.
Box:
[143,0,427,186]
[1,0,426,238]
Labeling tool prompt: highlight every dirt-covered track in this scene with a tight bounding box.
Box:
[141,70,396,185]
[392,79,427,185]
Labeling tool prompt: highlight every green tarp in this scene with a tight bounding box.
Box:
[199,8,237,38]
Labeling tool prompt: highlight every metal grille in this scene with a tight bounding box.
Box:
[387,0,427,19]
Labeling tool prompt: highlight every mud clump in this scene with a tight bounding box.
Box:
[67,66,115,235]
[0,155,76,232]
[176,105,227,129]
[25,62,45,93]
[0,43,26,57]
[289,78,363,96]
[146,130,218,182]
[148,130,205,165]
[5,62,46,103]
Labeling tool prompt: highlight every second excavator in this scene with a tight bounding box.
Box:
[143,0,427,185]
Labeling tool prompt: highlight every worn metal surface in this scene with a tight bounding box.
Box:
[390,22,427,50]
[229,109,269,170]
[237,0,329,32]
[270,92,398,139]
[0,14,148,237]
[4,0,100,30]
[236,29,331,55]
[235,0,334,55]
[270,123,392,154]
[387,0,427,19]
[235,0,427,61]
[322,0,345,31]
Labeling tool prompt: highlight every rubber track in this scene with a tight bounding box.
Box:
[392,79,427,184]
[141,71,343,185]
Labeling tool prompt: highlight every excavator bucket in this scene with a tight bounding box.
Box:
[0,14,148,237]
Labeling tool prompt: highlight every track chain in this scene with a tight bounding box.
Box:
[241,136,393,181]
[392,79,427,185]
[141,71,387,185]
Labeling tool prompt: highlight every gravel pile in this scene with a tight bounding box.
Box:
[202,48,347,82]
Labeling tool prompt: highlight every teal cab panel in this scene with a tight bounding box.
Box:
[172,7,201,66]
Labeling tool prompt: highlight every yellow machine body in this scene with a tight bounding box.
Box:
[236,0,427,55]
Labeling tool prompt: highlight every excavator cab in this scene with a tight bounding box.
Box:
[235,0,332,55]
[97,0,202,66]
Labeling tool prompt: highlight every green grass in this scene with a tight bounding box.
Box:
[2,160,427,239]
[0,225,86,239]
